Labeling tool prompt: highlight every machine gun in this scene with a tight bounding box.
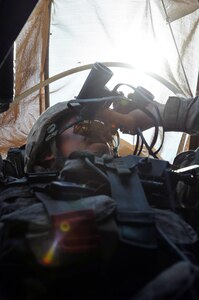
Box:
[68,62,162,158]
[76,62,155,110]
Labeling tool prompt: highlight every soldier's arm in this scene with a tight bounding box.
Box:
[162,96,199,134]
[99,96,199,135]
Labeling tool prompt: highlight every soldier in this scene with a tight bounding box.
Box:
[24,94,199,173]
[24,101,114,173]
[0,74,199,299]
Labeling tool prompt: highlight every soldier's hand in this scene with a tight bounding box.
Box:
[97,102,164,135]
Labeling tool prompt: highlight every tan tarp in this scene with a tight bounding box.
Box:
[49,0,199,101]
[156,0,199,22]
[49,0,199,162]
[0,0,198,161]
[0,0,51,156]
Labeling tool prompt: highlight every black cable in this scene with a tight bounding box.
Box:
[129,85,165,155]
[133,133,141,155]
[133,104,160,158]
[113,83,165,157]
[137,128,159,159]
[138,106,160,153]
[136,135,144,156]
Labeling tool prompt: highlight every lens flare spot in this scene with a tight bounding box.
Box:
[42,239,58,266]
[60,221,71,233]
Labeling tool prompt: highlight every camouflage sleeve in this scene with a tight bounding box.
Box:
[163,96,199,134]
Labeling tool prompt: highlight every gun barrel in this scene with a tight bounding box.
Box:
[77,62,113,99]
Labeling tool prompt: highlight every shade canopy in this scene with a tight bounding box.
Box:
[0,0,198,161]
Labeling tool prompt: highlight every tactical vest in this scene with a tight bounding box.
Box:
[0,152,199,300]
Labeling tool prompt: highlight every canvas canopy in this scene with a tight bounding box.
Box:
[0,0,198,162]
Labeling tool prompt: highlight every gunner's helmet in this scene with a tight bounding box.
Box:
[24,98,119,173]
[24,101,75,173]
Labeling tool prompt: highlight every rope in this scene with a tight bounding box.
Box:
[13,62,183,105]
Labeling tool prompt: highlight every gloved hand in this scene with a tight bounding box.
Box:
[97,101,165,135]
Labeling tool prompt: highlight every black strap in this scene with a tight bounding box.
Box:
[105,160,157,249]
[106,169,150,213]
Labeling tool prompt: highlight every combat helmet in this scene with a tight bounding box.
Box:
[24,101,78,173]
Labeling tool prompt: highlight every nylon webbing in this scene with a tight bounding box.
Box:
[106,167,157,248]
[106,169,150,212]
